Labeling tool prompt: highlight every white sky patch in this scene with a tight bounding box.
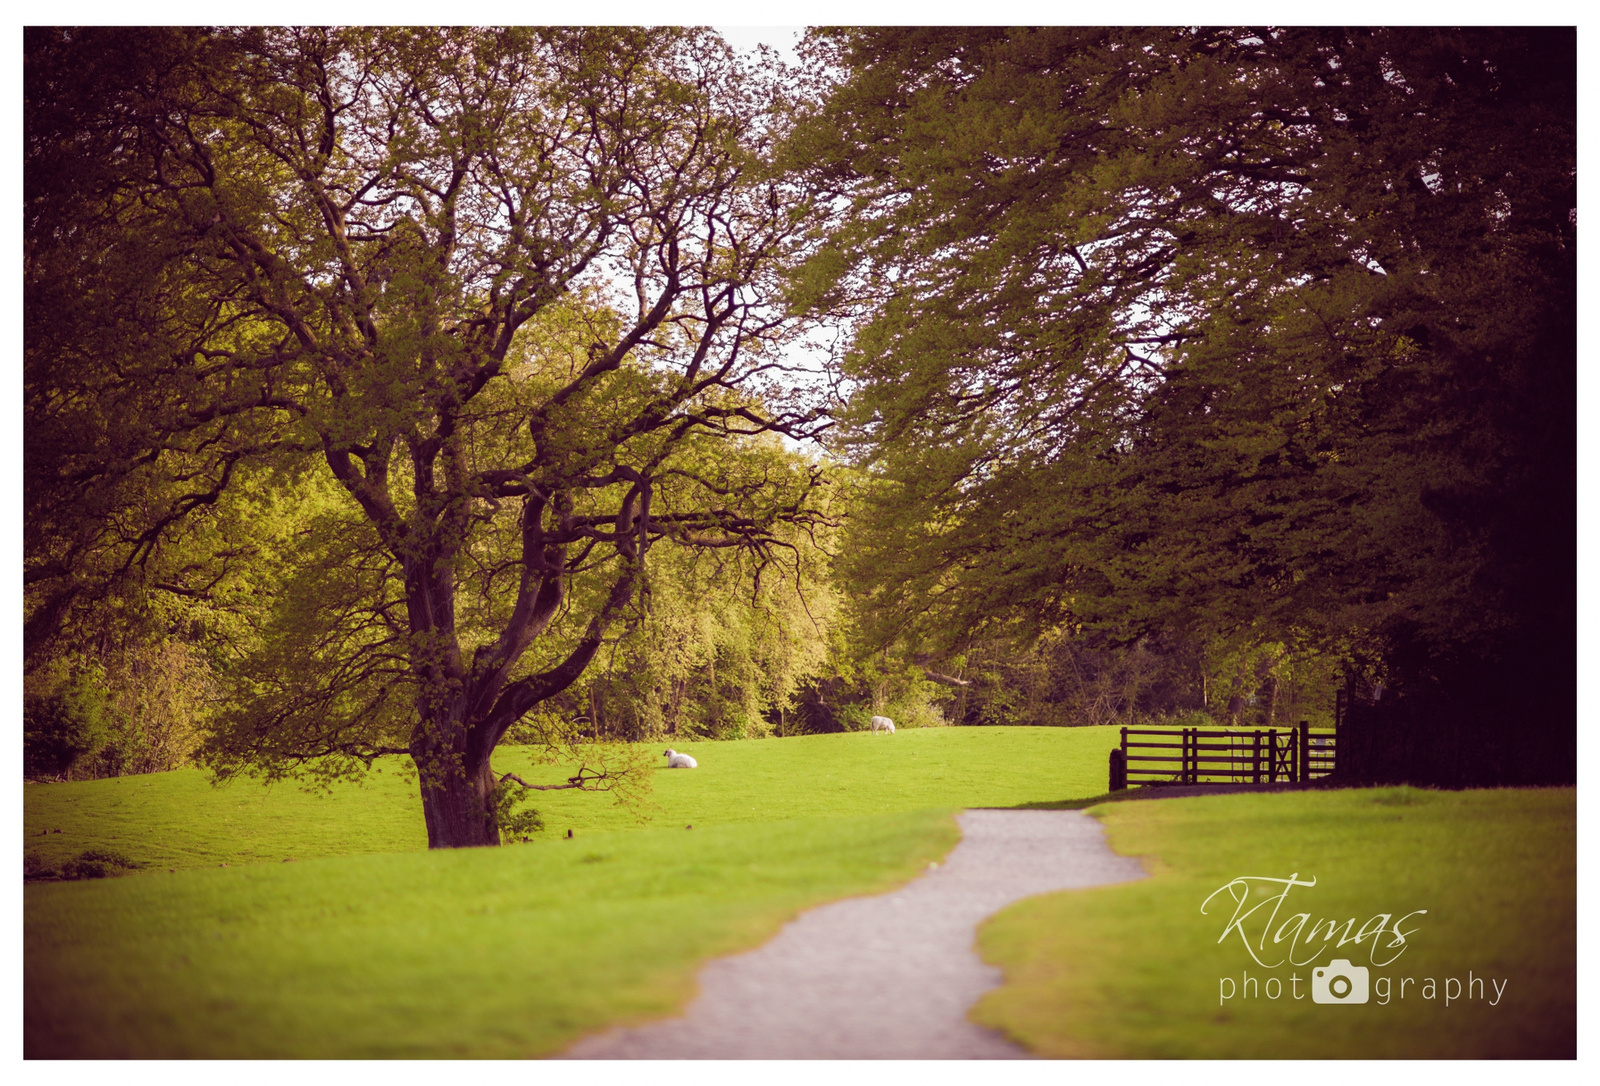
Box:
[713,26,804,68]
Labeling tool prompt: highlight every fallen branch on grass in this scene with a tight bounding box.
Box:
[498,768,621,792]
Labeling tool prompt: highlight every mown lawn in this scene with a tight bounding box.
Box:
[25,725,1117,1057]
[26,811,958,1058]
[971,786,1576,1059]
[24,725,1119,872]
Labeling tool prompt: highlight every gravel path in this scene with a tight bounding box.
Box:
[562,808,1146,1060]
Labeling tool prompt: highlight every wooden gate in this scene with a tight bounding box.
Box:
[1108,725,1336,790]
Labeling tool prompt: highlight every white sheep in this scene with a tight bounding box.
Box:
[869,715,895,735]
[663,748,698,768]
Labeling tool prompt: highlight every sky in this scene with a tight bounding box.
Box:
[712,26,805,67]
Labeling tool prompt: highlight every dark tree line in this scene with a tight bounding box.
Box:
[790,27,1574,785]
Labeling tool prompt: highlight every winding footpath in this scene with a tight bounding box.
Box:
[563,809,1147,1059]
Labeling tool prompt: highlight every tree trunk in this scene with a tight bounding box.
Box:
[668,677,684,735]
[416,752,500,849]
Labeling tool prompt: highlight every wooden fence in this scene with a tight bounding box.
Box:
[1108,725,1336,791]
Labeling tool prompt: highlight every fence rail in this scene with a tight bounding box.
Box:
[1108,725,1336,791]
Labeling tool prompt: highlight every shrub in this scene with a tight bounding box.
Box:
[23,664,116,779]
[491,780,546,842]
[833,703,872,732]
[25,848,141,881]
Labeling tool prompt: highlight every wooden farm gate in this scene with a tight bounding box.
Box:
[1107,725,1336,791]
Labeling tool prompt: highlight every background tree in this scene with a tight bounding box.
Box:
[25,28,278,776]
[25,26,832,845]
[790,27,1573,781]
[541,506,839,742]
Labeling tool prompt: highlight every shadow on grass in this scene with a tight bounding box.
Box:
[1004,780,1350,811]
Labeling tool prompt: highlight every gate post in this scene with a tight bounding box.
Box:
[1252,730,1262,785]
[1109,747,1127,792]
[1267,729,1278,783]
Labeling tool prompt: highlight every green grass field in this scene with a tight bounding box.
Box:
[27,811,958,1057]
[971,786,1576,1059]
[25,725,1116,1057]
[24,726,1118,872]
[25,728,1575,1059]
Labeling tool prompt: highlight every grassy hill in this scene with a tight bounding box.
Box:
[27,811,958,1057]
[26,727,1573,1059]
[973,786,1576,1059]
[26,725,1118,1057]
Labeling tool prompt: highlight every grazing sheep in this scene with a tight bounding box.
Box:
[869,715,895,735]
[664,748,698,768]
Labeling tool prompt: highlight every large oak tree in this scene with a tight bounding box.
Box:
[25,26,832,844]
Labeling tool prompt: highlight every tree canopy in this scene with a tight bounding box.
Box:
[789,27,1574,782]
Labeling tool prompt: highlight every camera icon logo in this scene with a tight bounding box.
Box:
[1312,959,1370,1004]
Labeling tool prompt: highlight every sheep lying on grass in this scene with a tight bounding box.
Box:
[663,748,698,768]
[870,715,896,735]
